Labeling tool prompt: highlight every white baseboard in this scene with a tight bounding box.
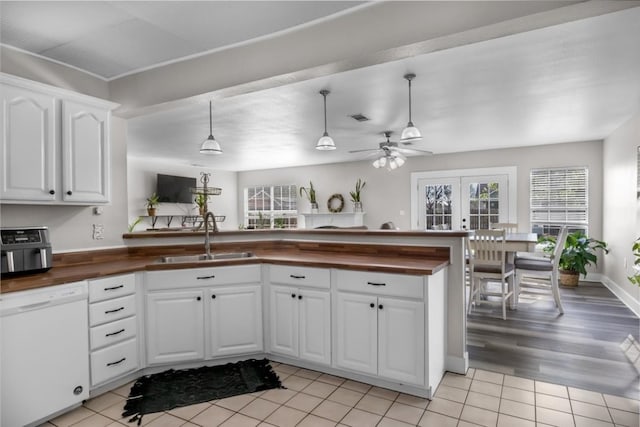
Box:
[597,274,640,318]
[446,353,469,375]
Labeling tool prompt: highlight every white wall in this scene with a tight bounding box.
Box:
[238,139,604,239]
[126,158,238,231]
[603,113,640,309]
[0,117,129,252]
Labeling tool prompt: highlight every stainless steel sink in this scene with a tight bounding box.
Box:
[157,252,255,263]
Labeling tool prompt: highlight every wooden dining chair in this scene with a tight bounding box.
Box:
[514,226,568,314]
[467,229,514,320]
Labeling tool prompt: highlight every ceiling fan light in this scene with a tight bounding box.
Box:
[401,124,422,142]
[200,135,222,154]
[394,155,406,167]
[316,132,336,150]
[372,158,381,168]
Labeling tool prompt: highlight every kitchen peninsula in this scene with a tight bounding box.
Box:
[1,229,468,424]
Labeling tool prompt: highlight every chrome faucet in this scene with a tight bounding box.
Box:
[203,211,219,259]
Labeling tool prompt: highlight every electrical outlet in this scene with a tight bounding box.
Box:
[92,224,104,240]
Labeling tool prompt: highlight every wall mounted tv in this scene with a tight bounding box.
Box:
[156,174,196,203]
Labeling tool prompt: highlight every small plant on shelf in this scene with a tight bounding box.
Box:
[349,178,366,212]
[299,181,318,212]
[194,193,209,216]
[145,192,160,216]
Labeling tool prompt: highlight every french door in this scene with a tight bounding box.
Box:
[417,174,509,231]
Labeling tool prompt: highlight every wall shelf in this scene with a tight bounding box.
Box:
[142,214,225,229]
[300,212,365,229]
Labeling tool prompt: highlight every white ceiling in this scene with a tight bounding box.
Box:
[0,1,365,79]
[2,2,640,172]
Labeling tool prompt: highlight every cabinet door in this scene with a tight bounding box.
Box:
[0,84,57,201]
[378,297,425,385]
[208,285,263,358]
[61,100,109,203]
[146,290,204,365]
[336,292,377,375]
[269,285,298,358]
[298,289,331,365]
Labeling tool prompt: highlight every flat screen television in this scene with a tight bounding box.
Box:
[156,174,196,203]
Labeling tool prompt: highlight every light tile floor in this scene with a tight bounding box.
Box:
[39,363,640,427]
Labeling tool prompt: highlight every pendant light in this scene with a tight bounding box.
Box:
[199,101,222,155]
[400,73,422,142]
[316,89,336,150]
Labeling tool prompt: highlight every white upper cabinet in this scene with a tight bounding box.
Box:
[0,73,118,204]
[0,84,57,201]
[62,100,110,203]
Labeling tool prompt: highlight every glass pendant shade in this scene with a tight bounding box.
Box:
[200,134,222,154]
[401,73,422,142]
[316,89,336,150]
[400,123,422,142]
[200,101,222,155]
[316,132,336,150]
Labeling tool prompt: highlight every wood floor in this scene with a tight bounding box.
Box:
[467,280,640,399]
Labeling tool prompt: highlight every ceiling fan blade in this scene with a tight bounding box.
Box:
[394,147,433,155]
[348,148,380,154]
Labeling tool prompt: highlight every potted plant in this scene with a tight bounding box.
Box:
[146,192,159,216]
[540,230,609,287]
[194,193,208,216]
[349,178,366,212]
[629,237,640,286]
[299,181,318,213]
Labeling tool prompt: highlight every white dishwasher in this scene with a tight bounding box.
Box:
[1,281,90,427]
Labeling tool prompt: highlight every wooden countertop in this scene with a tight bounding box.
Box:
[1,241,451,294]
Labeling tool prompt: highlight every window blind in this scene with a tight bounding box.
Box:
[530,167,588,233]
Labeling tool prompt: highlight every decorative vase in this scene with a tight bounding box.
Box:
[147,208,156,216]
[199,207,206,216]
[559,270,579,287]
[310,202,319,214]
[353,201,363,213]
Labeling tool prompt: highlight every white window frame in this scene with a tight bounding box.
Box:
[529,167,588,235]
[243,184,298,229]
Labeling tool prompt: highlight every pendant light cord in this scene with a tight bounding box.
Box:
[408,78,413,123]
[209,101,213,136]
[323,92,328,134]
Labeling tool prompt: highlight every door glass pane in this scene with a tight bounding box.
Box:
[468,181,501,230]
[424,184,452,230]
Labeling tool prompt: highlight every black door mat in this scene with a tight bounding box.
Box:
[122,358,282,424]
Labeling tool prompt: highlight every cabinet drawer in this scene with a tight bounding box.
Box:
[91,338,138,386]
[269,265,330,289]
[89,274,135,303]
[336,270,424,299]
[90,315,137,350]
[146,264,261,291]
[89,294,136,326]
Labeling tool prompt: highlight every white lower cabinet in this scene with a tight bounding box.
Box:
[145,265,263,365]
[88,274,138,387]
[336,269,428,386]
[146,289,205,365]
[268,265,331,365]
[269,285,331,365]
[208,285,263,358]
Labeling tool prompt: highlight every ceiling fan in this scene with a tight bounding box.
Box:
[349,131,433,156]
[349,131,432,169]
